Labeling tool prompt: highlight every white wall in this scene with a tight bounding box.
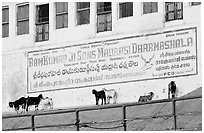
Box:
[2,2,201,112]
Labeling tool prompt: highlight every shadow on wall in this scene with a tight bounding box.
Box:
[2,71,26,112]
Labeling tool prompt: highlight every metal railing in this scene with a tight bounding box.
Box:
[2,95,202,131]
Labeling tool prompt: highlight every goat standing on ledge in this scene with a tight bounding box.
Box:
[168,81,177,99]
[26,94,43,111]
[92,89,106,105]
[9,97,27,114]
[138,92,154,102]
[40,97,53,110]
[102,88,118,104]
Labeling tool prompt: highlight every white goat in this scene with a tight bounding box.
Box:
[102,88,118,104]
[40,97,53,110]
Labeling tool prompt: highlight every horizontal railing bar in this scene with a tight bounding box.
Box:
[79,119,122,125]
[35,123,75,129]
[80,124,123,130]
[34,109,77,116]
[126,114,173,122]
[176,111,202,117]
[2,126,32,131]
[2,113,32,119]
[3,123,76,131]
[176,126,202,131]
[2,109,76,119]
[126,110,202,122]
[2,95,202,119]
[174,95,202,102]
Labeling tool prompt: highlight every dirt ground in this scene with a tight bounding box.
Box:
[2,87,202,131]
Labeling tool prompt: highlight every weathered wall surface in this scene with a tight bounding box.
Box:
[2,25,201,112]
[2,53,27,111]
[2,2,201,113]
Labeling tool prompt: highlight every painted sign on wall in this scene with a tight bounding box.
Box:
[28,27,197,93]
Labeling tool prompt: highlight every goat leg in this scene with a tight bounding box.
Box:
[108,97,110,104]
[113,98,116,104]
[101,98,103,105]
[96,99,98,105]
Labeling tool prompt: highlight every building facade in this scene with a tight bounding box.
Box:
[2,2,201,112]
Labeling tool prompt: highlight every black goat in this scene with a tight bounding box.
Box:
[92,89,106,105]
[9,97,27,114]
[138,92,154,102]
[168,81,177,99]
[26,94,43,111]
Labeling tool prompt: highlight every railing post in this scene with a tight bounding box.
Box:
[75,110,80,131]
[172,99,177,130]
[122,105,127,131]
[31,115,35,131]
